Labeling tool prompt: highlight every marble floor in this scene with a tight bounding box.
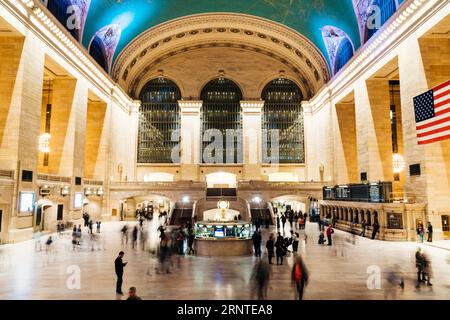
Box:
[0,219,449,300]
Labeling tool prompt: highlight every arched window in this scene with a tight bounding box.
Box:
[365,0,398,41]
[138,78,181,163]
[89,36,107,71]
[201,78,243,164]
[262,78,304,164]
[334,38,354,74]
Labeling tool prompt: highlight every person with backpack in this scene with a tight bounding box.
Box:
[292,255,309,300]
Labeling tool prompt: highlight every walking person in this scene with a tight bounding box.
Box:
[275,233,285,265]
[96,221,101,233]
[76,225,82,245]
[72,226,77,250]
[326,224,334,246]
[417,223,425,243]
[415,248,425,287]
[422,252,433,286]
[281,214,287,233]
[121,225,129,245]
[371,220,380,240]
[427,222,433,242]
[176,229,185,255]
[276,215,280,230]
[266,234,274,264]
[360,219,366,237]
[292,232,299,254]
[265,213,270,229]
[188,230,195,255]
[250,260,271,300]
[115,251,128,295]
[132,226,138,249]
[288,211,294,230]
[252,230,262,258]
[292,255,309,300]
[88,220,93,234]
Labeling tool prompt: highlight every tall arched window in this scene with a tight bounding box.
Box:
[334,38,354,74]
[89,36,108,71]
[365,0,398,41]
[262,78,304,164]
[138,78,181,163]
[201,78,243,164]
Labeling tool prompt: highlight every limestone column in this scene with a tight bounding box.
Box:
[0,35,45,242]
[398,37,450,240]
[179,101,202,181]
[333,101,358,184]
[241,100,264,180]
[354,80,393,182]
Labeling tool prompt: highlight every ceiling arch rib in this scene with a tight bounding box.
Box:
[112,13,331,99]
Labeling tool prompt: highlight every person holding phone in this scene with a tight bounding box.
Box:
[115,251,128,295]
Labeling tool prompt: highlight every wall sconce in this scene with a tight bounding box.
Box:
[61,185,70,196]
[38,133,51,153]
[84,187,93,196]
[393,153,406,173]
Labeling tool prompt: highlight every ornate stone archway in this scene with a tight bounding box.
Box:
[112,13,330,99]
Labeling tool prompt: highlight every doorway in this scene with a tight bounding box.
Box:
[35,205,43,231]
[57,204,63,221]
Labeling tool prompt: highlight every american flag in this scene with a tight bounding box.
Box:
[414,79,450,145]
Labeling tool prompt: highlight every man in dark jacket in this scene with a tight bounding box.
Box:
[427,222,433,242]
[252,231,262,257]
[266,234,275,264]
[115,251,127,294]
[371,220,380,240]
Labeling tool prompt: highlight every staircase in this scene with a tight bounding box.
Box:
[250,207,273,224]
[170,202,193,226]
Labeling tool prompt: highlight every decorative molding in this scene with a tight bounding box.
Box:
[7,0,135,113]
[178,100,202,115]
[241,100,264,115]
[309,0,443,114]
[112,13,331,98]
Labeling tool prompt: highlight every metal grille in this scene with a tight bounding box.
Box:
[201,78,243,164]
[138,78,181,163]
[390,80,400,154]
[262,78,305,164]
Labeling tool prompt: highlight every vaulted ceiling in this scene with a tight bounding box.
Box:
[81,0,360,64]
